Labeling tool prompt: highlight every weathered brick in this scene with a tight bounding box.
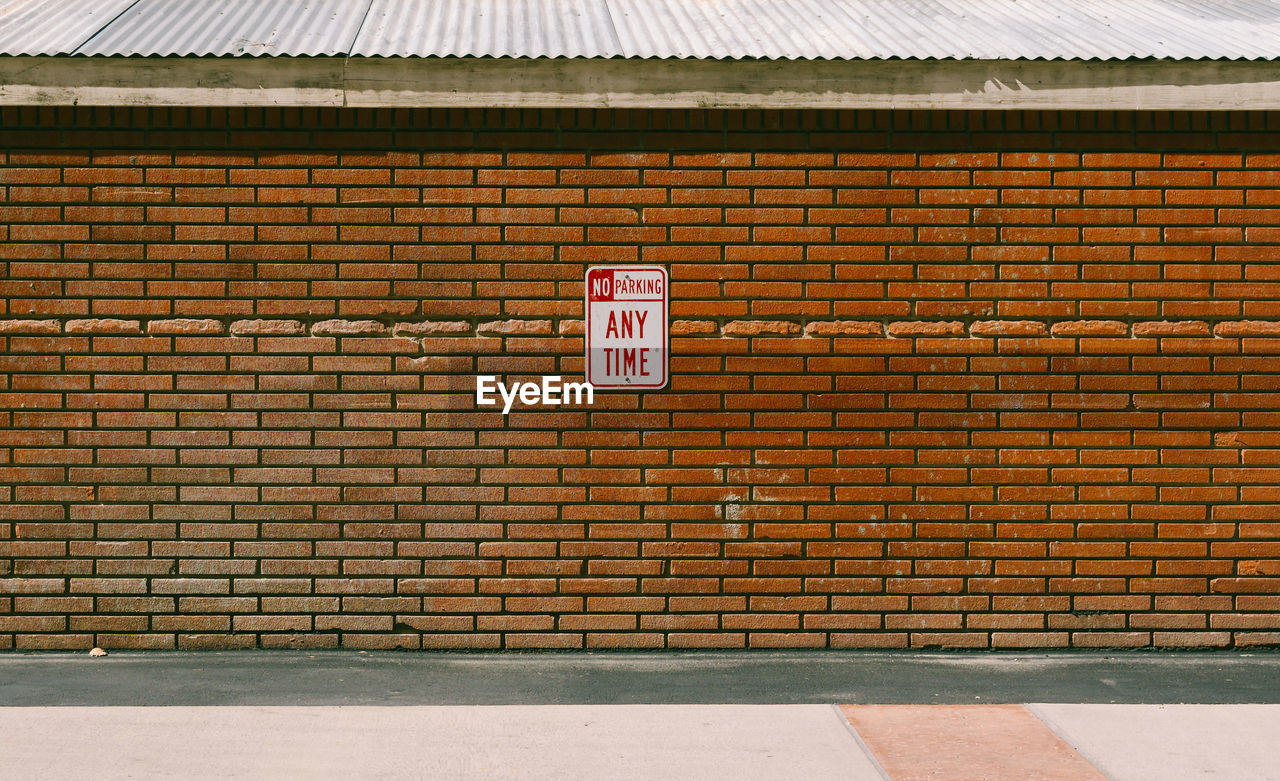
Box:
[229,319,306,336]
[0,319,61,334]
[311,319,388,336]
[1132,320,1210,337]
[969,320,1047,337]
[670,320,718,335]
[147,318,224,335]
[722,320,802,337]
[65,318,142,334]
[804,321,882,337]
[1049,320,1129,336]
[1215,320,1280,336]
[392,321,471,336]
[887,321,966,337]
[477,319,553,335]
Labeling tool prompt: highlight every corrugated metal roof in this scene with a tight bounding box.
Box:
[1,0,1278,60]
[0,0,137,56]
[354,0,624,58]
[76,0,371,57]
[602,0,1280,60]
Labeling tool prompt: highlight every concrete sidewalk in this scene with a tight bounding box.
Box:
[3,703,1278,780]
[2,652,1277,779]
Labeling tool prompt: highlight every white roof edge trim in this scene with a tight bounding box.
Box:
[2,56,1280,110]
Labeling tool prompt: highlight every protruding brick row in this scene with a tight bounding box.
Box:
[7,315,1276,341]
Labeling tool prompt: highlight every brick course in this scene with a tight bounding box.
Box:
[1,107,1279,650]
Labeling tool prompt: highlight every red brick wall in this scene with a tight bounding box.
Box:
[1,107,1278,651]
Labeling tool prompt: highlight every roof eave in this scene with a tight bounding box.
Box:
[0,55,1277,110]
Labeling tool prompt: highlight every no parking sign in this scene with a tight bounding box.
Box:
[585,266,668,390]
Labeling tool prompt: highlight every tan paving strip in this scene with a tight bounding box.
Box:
[839,704,1110,781]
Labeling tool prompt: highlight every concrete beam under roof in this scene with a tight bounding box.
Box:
[0,56,1278,109]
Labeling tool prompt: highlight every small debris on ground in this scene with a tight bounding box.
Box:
[89,647,108,657]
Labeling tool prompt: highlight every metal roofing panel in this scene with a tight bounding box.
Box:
[74,0,373,56]
[3,0,1279,60]
[0,0,137,56]
[604,0,1280,60]
[352,0,622,57]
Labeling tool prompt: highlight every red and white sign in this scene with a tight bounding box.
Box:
[585,266,668,390]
